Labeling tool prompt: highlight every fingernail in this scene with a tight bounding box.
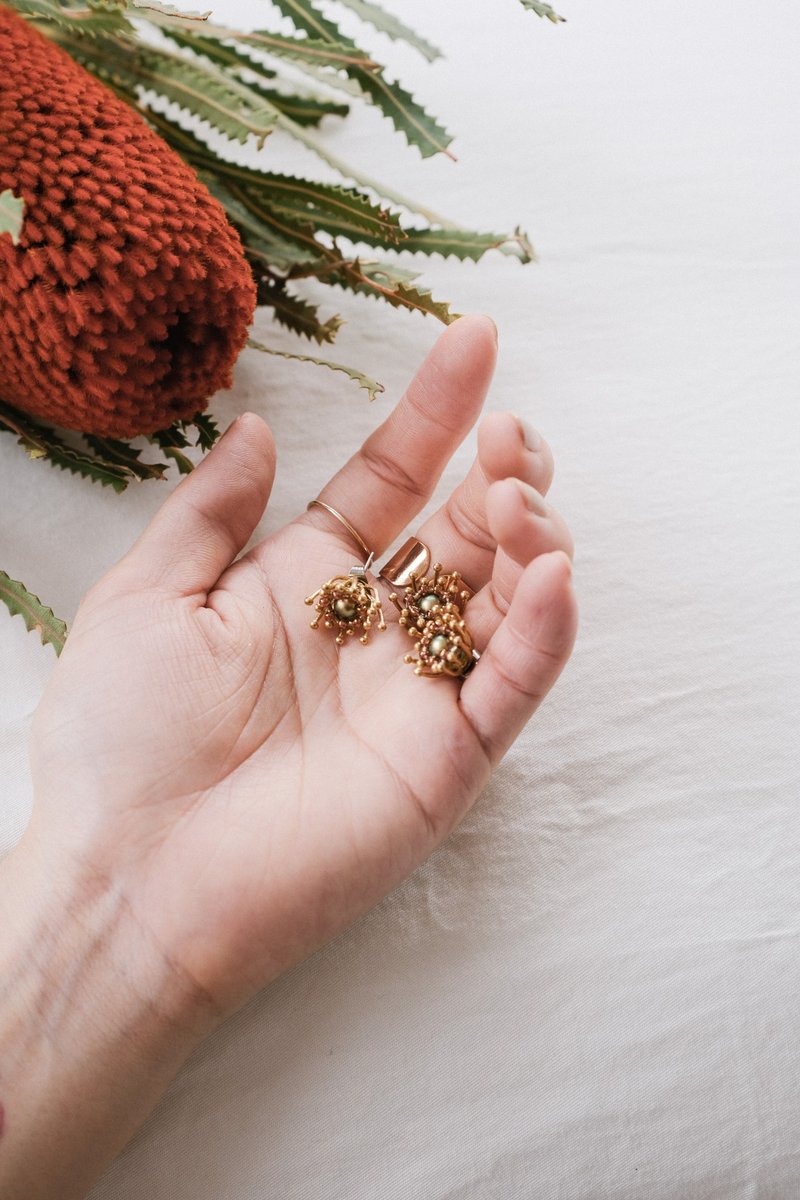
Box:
[517,417,542,452]
[517,480,549,517]
[489,317,499,348]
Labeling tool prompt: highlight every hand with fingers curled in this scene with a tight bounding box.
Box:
[0,315,577,1200]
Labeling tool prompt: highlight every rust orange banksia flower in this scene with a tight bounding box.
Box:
[0,4,256,438]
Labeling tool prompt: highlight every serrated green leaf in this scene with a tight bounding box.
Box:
[157,26,277,85]
[147,424,195,473]
[287,251,449,319]
[171,22,378,71]
[352,70,453,160]
[393,281,459,322]
[151,423,189,448]
[158,37,346,124]
[247,337,383,400]
[270,0,454,158]
[333,0,441,62]
[119,37,281,147]
[389,225,534,264]
[240,176,403,245]
[183,130,403,243]
[257,280,343,344]
[0,189,24,245]
[188,411,221,451]
[336,258,420,285]
[518,0,566,22]
[271,115,457,223]
[200,174,328,269]
[324,258,458,322]
[59,33,281,147]
[0,571,68,655]
[0,400,132,491]
[237,79,348,127]
[242,223,327,274]
[280,56,368,100]
[83,434,170,480]
[129,0,210,21]
[5,0,131,34]
[236,29,377,70]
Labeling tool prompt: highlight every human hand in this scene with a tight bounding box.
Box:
[0,315,576,1198]
[25,314,577,1017]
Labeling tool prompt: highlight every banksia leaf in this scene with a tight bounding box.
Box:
[155,26,280,87]
[161,51,349,127]
[204,26,379,72]
[82,435,171,481]
[351,71,454,160]
[129,0,211,21]
[328,259,459,322]
[6,0,131,37]
[189,410,221,451]
[175,131,403,245]
[243,87,349,129]
[334,0,442,62]
[0,6,256,438]
[392,282,459,323]
[393,226,534,264]
[211,179,329,264]
[270,0,454,159]
[156,18,378,73]
[518,0,566,22]
[238,175,404,245]
[148,423,195,474]
[248,337,383,401]
[257,281,344,344]
[59,34,281,148]
[0,398,134,490]
[0,571,68,655]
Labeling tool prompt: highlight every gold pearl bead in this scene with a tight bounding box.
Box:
[419,592,441,615]
[333,597,358,622]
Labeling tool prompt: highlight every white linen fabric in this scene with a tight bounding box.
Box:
[2,1,799,1196]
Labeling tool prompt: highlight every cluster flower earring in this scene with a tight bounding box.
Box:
[386,562,477,678]
[304,500,386,646]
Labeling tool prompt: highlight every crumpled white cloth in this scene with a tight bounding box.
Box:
[2,2,799,1197]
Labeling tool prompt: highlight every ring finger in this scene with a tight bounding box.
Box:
[406,410,555,598]
[465,478,574,649]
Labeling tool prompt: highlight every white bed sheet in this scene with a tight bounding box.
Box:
[2,2,799,1196]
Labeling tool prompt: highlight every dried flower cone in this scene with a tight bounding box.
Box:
[0,5,256,437]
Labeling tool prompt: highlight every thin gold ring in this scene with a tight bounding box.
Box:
[307,499,372,561]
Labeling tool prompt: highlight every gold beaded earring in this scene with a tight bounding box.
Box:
[304,500,387,646]
[385,559,478,678]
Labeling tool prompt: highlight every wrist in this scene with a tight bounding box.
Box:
[1,826,221,1037]
[0,831,219,1199]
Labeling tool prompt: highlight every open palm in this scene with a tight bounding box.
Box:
[27,316,577,1019]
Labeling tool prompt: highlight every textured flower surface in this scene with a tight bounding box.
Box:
[0,5,256,437]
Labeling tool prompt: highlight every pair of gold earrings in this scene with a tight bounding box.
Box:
[304,501,477,679]
[387,560,476,678]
